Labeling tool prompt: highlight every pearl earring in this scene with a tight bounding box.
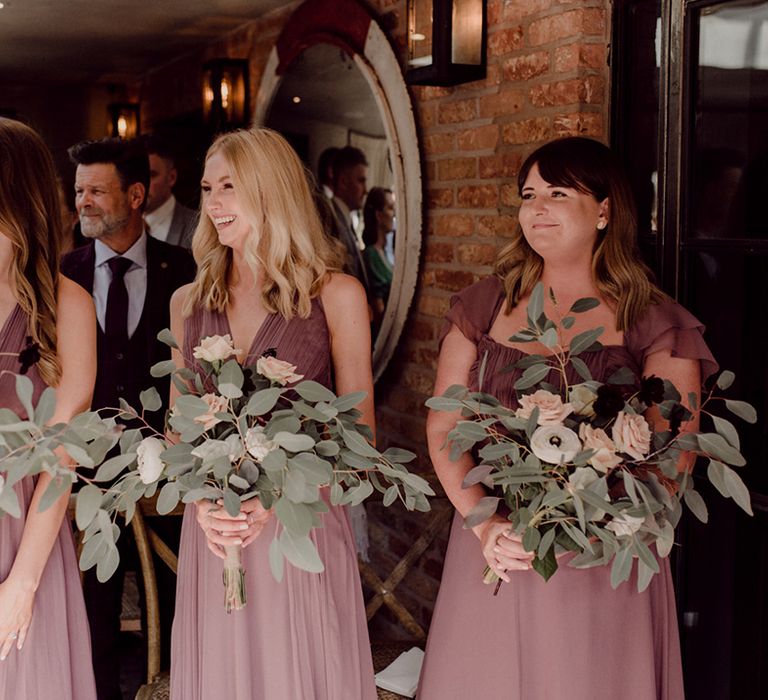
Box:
[596,221,606,230]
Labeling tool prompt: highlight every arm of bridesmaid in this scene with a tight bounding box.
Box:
[321,272,375,437]
[0,277,97,660]
[427,325,532,582]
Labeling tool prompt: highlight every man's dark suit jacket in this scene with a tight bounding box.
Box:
[61,234,196,418]
[166,200,198,250]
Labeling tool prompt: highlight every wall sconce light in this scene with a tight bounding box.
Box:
[202,59,249,131]
[406,0,486,86]
[107,103,140,139]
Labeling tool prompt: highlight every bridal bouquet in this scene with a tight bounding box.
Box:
[0,373,119,519]
[75,331,433,611]
[427,284,755,592]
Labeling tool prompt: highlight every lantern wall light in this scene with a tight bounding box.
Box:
[107,103,140,139]
[202,59,249,132]
[406,0,487,86]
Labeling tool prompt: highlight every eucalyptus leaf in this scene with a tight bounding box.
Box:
[722,463,753,515]
[568,327,604,356]
[610,546,633,588]
[223,487,241,517]
[570,356,592,381]
[383,485,399,507]
[332,391,367,413]
[464,496,500,529]
[697,433,746,467]
[527,282,545,326]
[724,399,757,424]
[156,328,178,349]
[156,482,180,514]
[569,297,600,313]
[293,380,336,403]
[33,387,57,425]
[95,453,137,482]
[425,396,464,412]
[711,415,740,450]
[94,541,120,583]
[716,370,735,390]
[274,432,315,453]
[245,388,283,416]
[278,530,325,573]
[275,497,313,536]
[340,427,379,458]
[76,485,103,529]
[150,360,178,378]
[15,374,34,421]
[139,387,162,413]
[683,488,708,523]
[514,364,550,391]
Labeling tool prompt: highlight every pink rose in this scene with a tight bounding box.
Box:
[256,356,304,386]
[516,389,573,425]
[194,393,229,430]
[611,412,651,460]
[193,334,241,363]
[579,423,622,473]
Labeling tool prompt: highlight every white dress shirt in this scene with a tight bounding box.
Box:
[144,195,176,243]
[93,233,148,338]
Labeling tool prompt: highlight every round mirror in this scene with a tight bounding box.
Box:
[255,3,422,381]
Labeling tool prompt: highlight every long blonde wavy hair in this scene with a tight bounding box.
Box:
[496,137,663,331]
[184,128,343,319]
[0,118,62,385]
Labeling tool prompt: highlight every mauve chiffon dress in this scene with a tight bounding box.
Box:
[170,299,377,700]
[418,277,718,700]
[0,304,97,700]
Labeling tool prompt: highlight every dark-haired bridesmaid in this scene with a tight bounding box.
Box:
[419,137,717,700]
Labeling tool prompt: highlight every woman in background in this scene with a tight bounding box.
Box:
[0,118,97,698]
[362,186,395,331]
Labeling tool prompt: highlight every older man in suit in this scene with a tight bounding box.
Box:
[143,133,198,250]
[63,136,195,700]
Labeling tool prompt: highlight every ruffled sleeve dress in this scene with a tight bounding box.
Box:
[418,277,716,700]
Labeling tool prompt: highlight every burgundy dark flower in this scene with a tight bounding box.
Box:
[638,375,665,406]
[261,347,278,358]
[18,336,40,375]
[593,384,624,420]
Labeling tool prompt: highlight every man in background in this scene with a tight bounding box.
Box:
[143,133,197,250]
[330,145,368,289]
[317,146,339,200]
[63,137,195,699]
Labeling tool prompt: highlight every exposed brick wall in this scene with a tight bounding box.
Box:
[371,0,611,639]
[139,0,611,640]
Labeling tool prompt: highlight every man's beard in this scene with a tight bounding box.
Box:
[79,208,131,239]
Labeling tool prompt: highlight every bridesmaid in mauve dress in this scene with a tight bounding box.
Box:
[0,118,98,699]
[169,128,376,700]
[419,138,717,700]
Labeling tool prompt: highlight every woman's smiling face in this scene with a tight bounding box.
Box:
[518,163,608,263]
[201,150,253,252]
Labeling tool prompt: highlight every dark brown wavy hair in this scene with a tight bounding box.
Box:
[496,137,663,331]
[0,118,62,385]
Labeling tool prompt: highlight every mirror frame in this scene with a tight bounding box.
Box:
[255,0,423,382]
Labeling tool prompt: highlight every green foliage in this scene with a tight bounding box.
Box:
[61,332,431,590]
[426,281,757,594]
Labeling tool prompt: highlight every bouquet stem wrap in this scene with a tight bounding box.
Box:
[223,544,246,613]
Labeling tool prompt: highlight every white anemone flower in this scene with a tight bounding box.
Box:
[530,425,581,464]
